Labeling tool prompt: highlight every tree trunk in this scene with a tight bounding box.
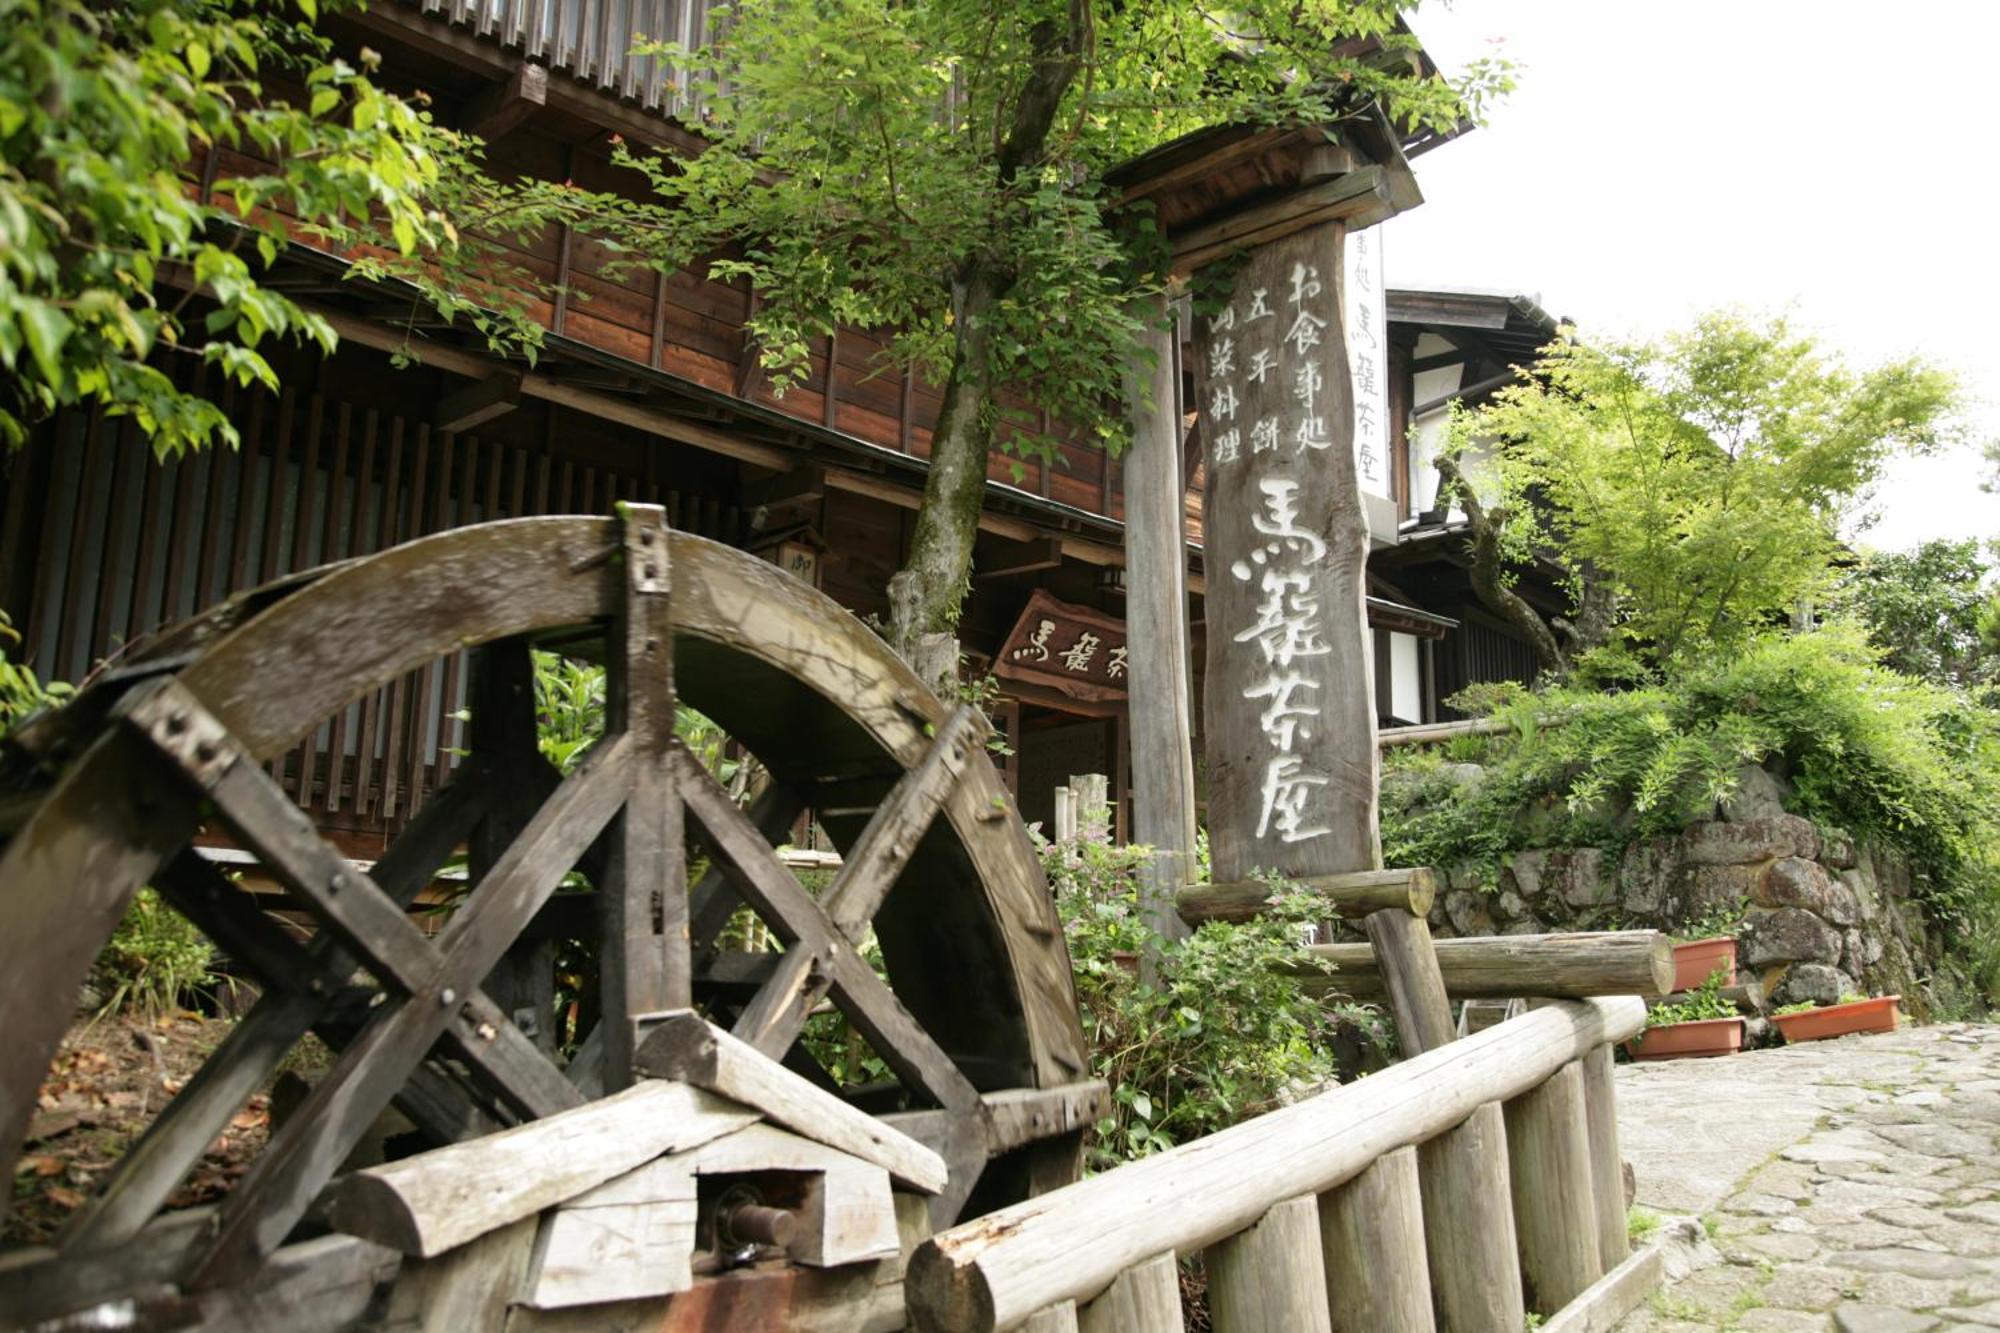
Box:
[1434,452,1569,680]
[888,264,1004,661]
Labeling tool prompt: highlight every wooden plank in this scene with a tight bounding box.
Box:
[1360,908,1455,1057]
[1177,867,1434,924]
[1077,1252,1183,1333]
[186,1232,404,1333]
[1580,1044,1630,1269]
[1202,1195,1330,1333]
[1505,1061,1603,1313]
[677,1122,901,1268]
[1297,930,1675,1001]
[633,1010,948,1194]
[906,1000,1646,1331]
[1120,294,1198,943]
[1540,1242,1663,1333]
[1315,1145,1432,1333]
[374,1215,537,1331]
[1173,169,1390,273]
[323,1080,757,1258]
[1418,1102,1524,1333]
[523,1157,699,1309]
[462,62,548,141]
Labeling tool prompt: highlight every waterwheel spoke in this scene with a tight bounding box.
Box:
[689,782,808,956]
[600,503,689,1088]
[112,680,636,1285]
[676,743,983,1119]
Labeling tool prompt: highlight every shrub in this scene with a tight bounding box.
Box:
[1382,625,2000,929]
[94,888,216,1020]
[1043,833,1344,1168]
[1644,973,1736,1028]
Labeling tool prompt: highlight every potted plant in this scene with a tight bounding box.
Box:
[1669,905,1742,991]
[1772,992,1901,1043]
[1627,975,1742,1061]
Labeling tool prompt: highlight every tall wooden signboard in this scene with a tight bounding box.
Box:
[1193,220,1382,886]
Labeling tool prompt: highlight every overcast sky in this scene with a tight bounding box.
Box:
[1384,0,2000,554]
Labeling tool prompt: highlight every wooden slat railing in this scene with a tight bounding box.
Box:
[907,996,1655,1332]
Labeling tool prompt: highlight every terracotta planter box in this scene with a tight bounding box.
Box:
[1626,1017,1742,1061]
[1772,995,1901,1044]
[1671,936,1737,991]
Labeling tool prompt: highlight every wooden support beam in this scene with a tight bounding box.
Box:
[744,466,826,528]
[1177,867,1434,925]
[1362,908,1456,1057]
[1542,1242,1664,1333]
[634,1009,949,1194]
[434,371,523,434]
[1294,930,1676,1002]
[320,1081,757,1258]
[974,536,1064,580]
[1316,1146,1433,1333]
[1579,1044,1630,1269]
[461,62,548,142]
[1506,1061,1604,1314]
[1203,1195,1331,1333]
[1418,1103,1525,1332]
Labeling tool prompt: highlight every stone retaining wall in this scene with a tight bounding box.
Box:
[1415,765,1936,1014]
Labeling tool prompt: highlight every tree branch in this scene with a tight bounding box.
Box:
[1436,451,1569,681]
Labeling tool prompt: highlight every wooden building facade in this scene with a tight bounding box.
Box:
[0,0,1559,854]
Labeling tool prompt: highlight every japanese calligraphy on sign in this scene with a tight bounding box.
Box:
[1193,221,1382,883]
[1343,224,1390,498]
[995,589,1130,701]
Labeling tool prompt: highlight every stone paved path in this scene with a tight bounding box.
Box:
[1614,1022,2000,1332]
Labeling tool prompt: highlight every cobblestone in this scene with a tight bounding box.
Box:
[1616,1023,2000,1331]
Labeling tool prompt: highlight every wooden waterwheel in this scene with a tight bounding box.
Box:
[0,510,1095,1318]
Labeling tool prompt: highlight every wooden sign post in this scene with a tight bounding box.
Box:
[1192,219,1453,1056]
[1193,220,1380,885]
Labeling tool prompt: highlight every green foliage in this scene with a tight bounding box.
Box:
[94,887,217,1020]
[1381,626,2000,927]
[1671,901,1747,945]
[0,610,69,731]
[600,0,1505,468]
[0,0,606,457]
[1773,1000,1816,1016]
[1627,1206,1661,1244]
[1645,972,1735,1027]
[1831,538,2000,692]
[1046,834,1342,1167]
[1446,312,1967,669]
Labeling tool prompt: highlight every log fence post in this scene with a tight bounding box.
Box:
[1078,1253,1183,1333]
[1317,1145,1433,1332]
[1204,1195,1332,1333]
[1503,1060,1603,1313]
[1417,1101,1523,1332]
[1579,1044,1629,1267]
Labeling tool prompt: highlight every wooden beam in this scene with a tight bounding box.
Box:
[1171,168,1391,273]
[434,371,523,434]
[320,1081,757,1258]
[633,1009,949,1194]
[461,62,548,142]
[1295,930,1675,1001]
[1177,867,1435,924]
[974,536,1064,580]
[1506,1062,1604,1313]
[1541,1242,1664,1333]
[1409,348,1472,374]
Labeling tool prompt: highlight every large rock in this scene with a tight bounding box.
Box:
[1508,847,1610,910]
[1619,837,1679,918]
[1682,815,1821,866]
[1719,763,1790,823]
[1837,862,1880,923]
[1774,962,1856,1007]
[1741,907,1844,967]
[1676,864,1762,920]
[1443,889,1496,937]
[1820,826,1858,869]
[1759,856,1859,925]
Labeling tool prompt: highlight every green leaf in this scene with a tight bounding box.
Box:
[310,87,339,119]
[18,301,73,386]
[187,41,210,79]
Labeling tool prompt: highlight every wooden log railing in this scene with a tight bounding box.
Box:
[907,997,1658,1333]
[1295,930,1676,1001]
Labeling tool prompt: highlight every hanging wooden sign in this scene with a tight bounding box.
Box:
[993,589,1129,702]
[1193,219,1381,884]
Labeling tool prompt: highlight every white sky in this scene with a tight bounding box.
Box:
[1385,0,2000,553]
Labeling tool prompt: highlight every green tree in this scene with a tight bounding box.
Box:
[1832,538,2000,690]
[605,0,1506,656]
[1439,312,1966,677]
[0,0,575,458]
